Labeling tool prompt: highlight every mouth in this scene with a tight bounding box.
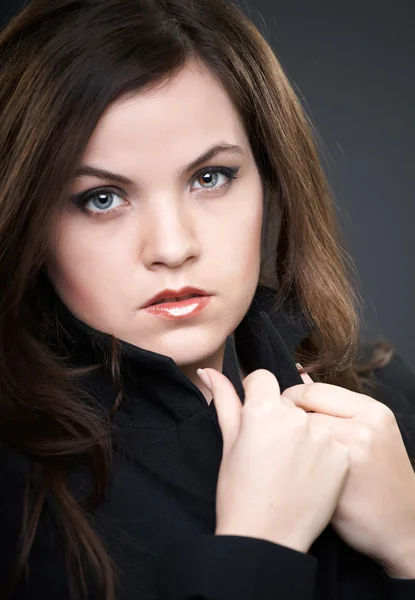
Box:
[152,293,202,305]
[143,286,211,309]
[144,293,211,319]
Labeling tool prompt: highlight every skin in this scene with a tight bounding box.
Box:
[46,60,263,402]
[288,371,415,577]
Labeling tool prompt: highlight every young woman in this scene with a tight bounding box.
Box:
[0,0,414,599]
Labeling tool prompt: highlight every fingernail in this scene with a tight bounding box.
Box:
[197,368,212,392]
[296,362,313,383]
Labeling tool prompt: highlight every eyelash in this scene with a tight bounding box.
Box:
[72,166,240,218]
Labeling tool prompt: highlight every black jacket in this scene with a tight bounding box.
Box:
[1,285,415,600]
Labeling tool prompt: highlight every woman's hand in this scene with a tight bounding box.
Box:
[199,367,350,555]
[283,371,415,576]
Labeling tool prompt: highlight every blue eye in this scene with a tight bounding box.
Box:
[72,166,240,218]
[77,189,124,215]
[191,166,239,191]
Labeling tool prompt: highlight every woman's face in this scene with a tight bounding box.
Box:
[47,61,264,390]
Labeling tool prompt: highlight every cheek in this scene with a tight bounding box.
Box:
[247,199,264,262]
[46,218,130,324]
[225,187,263,276]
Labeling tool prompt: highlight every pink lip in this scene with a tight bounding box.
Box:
[143,287,211,308]
[143,295,211,319]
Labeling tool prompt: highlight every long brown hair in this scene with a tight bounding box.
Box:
[0,0,395,598]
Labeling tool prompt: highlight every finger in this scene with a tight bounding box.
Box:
[295,363,314,384]
[282,382,374,418]
[242,368,290,408]
[297,371,315,412]
[300,372,314,384]
[200,368,242,455]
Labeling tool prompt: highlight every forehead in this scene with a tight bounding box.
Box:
[80,61,251,169]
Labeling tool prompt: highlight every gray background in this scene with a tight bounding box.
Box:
[243,0,414,368]
[2,0,414,367]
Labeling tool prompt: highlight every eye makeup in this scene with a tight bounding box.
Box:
[70,165,240,218]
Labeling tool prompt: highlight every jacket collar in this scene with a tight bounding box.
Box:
[51,284,313,428]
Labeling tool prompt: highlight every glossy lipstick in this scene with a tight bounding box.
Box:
[143,286,211,308]
[144,296,211,319]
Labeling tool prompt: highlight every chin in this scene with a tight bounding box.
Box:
[153,328,226,364]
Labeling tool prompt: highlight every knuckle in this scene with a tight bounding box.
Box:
[243,395,278,419]
[356,423,375,447]
[371,402,395,427]
[313,424,332,444]
[243,369,280,396]
[245,369,275,385]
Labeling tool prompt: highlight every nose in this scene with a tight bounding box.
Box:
[141,198,201,270]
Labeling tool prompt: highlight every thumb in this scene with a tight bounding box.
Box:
[197,368,242,455]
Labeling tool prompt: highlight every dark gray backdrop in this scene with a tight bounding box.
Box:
[243,0,414,368]
[2,0,414,368]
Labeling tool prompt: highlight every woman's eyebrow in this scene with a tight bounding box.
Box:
[73,142,245,186]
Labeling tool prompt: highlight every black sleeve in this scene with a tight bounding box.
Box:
[382,572,415,599]
[157,349,415,600]
[369,350,415,597]
[157,534,317,600]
